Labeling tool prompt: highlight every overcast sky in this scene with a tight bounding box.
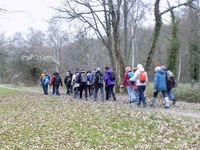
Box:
[0,0,61,36]
[0,0,181,37]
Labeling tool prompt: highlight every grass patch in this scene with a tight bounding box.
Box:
[0,87,19,96]
[0,92,200,149]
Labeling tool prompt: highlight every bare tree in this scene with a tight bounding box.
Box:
[54,0,126,90]
[47,23,68,72]
[124,0,148,66]
[145,0,195,72]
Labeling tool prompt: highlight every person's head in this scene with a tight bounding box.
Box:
[66,71,70,76]
[97,67,101,71]
[105,66,109,70]
[43,70,47,74]
[137,64,143,69]
[125,67,131,72]
[80,68,85,72]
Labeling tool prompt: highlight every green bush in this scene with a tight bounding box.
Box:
[174,84,200,103]
[145,83,200,103]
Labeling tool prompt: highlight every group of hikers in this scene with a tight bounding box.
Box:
[40,64,176,109]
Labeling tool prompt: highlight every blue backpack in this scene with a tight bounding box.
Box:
[43,76,50,85]
[128,72,134,78]
[127,71,134,83]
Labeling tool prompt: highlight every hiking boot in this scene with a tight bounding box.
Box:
[164,106,170,109]
[172,99,176,105]
[137,103,141,107]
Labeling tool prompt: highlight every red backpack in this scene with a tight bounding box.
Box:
[139,71,146,82]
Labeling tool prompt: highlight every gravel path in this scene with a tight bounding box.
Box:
[1,84,200,119]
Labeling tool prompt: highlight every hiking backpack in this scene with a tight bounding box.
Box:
[54,75,61,85]
[65,76,71,85]
[167,70,175,81]
[95,72,104,84]
[139,71,146,83]
[128,72,134,79]
[80,72,87,83]
[127,71,134,83]
[44,76,50,85]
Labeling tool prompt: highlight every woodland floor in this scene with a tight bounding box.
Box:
[0,84,200,149]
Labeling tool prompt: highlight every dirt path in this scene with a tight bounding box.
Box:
[1,84,200,119]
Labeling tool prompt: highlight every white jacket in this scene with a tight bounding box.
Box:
[130,67,148,86]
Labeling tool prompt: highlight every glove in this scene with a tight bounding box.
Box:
[120,84,124,88]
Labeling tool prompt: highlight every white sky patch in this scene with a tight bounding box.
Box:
[0,0,61,36]
[0,0,188,37]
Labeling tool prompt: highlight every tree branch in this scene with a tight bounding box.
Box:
[160,0,194,16]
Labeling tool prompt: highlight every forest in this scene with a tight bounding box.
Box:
[0,0,199,86]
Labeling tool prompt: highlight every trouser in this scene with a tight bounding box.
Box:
[137,85,146,106]
[66,84,72,94]
[88,85,94,96]
[79,84,88,99]
[126,86,134,103]
[55,85,60,95]
[166,89,175,101]
[105,85,116,100]
[94,85,104,100]
[42,85,48,95]
[152,90,169,107]
[52,85,55,95]
[134,89,139,103]
[73,87,80,98]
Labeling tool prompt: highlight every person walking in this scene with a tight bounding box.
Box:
[151,66,170,108]
[77,69,88,100]
[120,67,137,104]
[50,72,56,95]
[104,66,116,101]
[93,67,104,101]
[130,64,148,107]
[64,71,72,95]
[41,72,50,95]
[54,72,63,96]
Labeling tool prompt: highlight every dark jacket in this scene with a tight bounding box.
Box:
[54,73,63,86]
[94,71,104,87]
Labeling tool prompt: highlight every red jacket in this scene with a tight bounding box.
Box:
[50,75,55,86]
[121,71,137,89]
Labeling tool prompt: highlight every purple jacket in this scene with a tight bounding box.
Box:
[104,68,115,86]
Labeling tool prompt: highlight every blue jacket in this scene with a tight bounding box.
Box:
[154,69,167,91]
[41,75,50,85]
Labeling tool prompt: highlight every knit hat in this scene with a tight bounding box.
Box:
[97,67,101,71]
[137,64,143,69]
[125,67,131,72]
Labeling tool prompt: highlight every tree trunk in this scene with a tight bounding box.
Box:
[145,0,161,72]
[177,52,181,82]
[124,0,128,65]
[111,0,125,92]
